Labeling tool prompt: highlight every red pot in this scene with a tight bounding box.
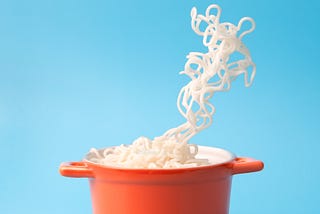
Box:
[60,146,263,214]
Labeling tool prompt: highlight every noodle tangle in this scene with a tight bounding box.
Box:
[86,4,256,169]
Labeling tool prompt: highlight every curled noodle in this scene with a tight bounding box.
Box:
[86,4,256,169]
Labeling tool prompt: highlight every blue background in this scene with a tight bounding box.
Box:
[0,0,319,213]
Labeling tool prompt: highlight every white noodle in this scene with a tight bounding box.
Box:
[86,4,256,169]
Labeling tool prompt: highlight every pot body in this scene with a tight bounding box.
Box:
[89,165,232,214]
[60,147,263,214]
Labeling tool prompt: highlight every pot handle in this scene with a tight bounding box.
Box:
[231,157,264,175]
[59,162,95,178]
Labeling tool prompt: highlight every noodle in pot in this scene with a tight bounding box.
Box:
[86,4,256,169]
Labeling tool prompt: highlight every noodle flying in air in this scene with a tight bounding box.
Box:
[86,4,256,169]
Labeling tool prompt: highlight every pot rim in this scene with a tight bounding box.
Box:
[82,145,237,172]
[60,147,263,178]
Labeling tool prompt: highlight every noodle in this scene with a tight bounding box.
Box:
[86,4,256,168]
